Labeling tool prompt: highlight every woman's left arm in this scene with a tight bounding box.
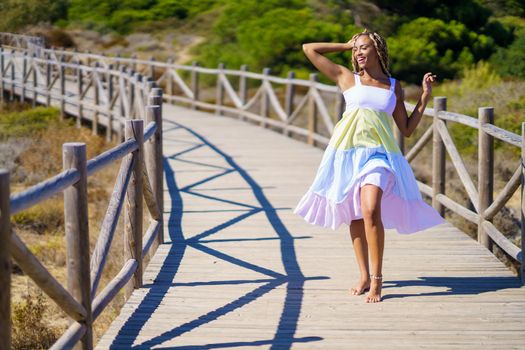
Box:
[392,72,436,137]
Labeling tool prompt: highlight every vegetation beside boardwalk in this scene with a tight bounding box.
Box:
[0,102,124,349]
[1,0,524,83]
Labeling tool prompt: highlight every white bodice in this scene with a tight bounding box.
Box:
[342,74,397,116]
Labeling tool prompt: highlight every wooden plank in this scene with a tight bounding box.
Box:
[124,120,144,297]
[0,170,11,350]
[10,168,80,215]
[92,259,137,320]
[90,154,134,297]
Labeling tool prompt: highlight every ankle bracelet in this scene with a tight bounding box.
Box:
[369,274,383,280]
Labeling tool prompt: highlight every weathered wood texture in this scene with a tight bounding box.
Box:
[97,105,525,350]
[0,170,11,350]
[63,143,93,350]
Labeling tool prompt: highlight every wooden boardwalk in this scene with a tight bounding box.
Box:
[95,105,525,349]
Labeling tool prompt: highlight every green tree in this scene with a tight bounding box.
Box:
[0,0,68,31]
[194,0,359,79]
[490,33,525,78]
[388,17,496,83]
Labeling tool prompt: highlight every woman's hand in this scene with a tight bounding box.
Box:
[422,72,436,102]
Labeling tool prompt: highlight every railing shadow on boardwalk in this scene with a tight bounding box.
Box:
[110,119,326,349]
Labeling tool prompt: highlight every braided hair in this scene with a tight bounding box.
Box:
[349,29,391,77]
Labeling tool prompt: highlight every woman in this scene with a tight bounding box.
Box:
[294,29,445,303]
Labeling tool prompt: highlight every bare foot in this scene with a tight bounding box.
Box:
[349,276,371,295]
[365,275,382,303]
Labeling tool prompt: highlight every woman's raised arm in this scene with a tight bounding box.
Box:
[302,42,352,87]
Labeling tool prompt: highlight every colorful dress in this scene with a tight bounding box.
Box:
[294,73,445,234]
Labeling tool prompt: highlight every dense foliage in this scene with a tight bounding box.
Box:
[0,0,524,82]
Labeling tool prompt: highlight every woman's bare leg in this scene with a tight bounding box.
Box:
[360,184,385,303]
[349,219,371,295]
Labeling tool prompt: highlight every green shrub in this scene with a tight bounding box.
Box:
[0,107,61,139]
[0,0,68,31]
[490,33,525,78]
[388,17,497,83]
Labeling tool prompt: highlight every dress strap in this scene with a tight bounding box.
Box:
[354,74,361,86]
[389,77,396,92]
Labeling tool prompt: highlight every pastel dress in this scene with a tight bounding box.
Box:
[294,73,445,234]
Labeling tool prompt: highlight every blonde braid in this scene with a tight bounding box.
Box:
[350,29,391,77]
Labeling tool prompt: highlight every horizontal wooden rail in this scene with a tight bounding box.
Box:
[10,169,79,215]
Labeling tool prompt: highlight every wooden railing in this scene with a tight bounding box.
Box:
[0,34,164,349]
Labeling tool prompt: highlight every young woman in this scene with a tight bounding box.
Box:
[294,29,445,303]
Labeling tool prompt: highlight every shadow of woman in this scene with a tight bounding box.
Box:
[381,275,523,301]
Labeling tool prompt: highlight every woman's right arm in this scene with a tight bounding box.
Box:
[302,42,352,87]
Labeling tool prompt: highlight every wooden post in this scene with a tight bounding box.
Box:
[238,64,248,120]
[9,49,15,102]
[125,120,144,297]
[115,53,121,70]
[86,50,92,67]
[93,62,101,135]
[21,52,27,102]
[191,61,199,110]
[60,56,66,119]
[149,56,155,79]
[432,96,446,216]
[76,60,83,128]
[521,122,525,285]
[307,73,319,146]
[63,143,93,350]
[145,79,155,110]
[0,170,11,350]
[106,64,114,142]
[284,71,295,136]
[131,54,138,72]
[46,52,51,106]
[148,88,164,245]
[216,62,225,116]
[260,67,271,128]
[478,107,494,251]
[31,53,37,107]
[166,58,174,100]
[145,105,163,247]
[0,48,4,103]
[133,73,142,119]
[117,66,126,141]
[129,71,136,118]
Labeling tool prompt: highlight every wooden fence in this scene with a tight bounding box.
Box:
[0,35,164,350]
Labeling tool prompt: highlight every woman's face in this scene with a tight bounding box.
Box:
[352,35,378,69]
